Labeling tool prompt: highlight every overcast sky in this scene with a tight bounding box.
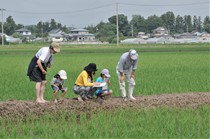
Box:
[1,0,209,28]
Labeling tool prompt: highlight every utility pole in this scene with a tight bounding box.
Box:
[0,8,5,46]
[131,24,134,37]
[41,21,43,38]
[116,3,119,47]
[186,24,188,33]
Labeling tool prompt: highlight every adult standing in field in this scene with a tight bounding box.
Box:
[116,49,138,101]
[27,42,60,103]
[73,63,100,101]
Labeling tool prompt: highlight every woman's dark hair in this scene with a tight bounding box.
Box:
[86,71,93,83]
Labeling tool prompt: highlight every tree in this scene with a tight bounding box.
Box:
[85,24,97,34]
[3,16,17,35]
[108,14,129,36]
[193,16,201,32]
[161,11,175,33]
[175,15,184,33]
[36,21,44,37]
[61,25,69,34]
[203,16,210,33]
[50,19,57,30]
[183,15,193,32]
[146,15,163,33]
[95,21,116,43]
[130,15,146,35]
[198,16,202,32]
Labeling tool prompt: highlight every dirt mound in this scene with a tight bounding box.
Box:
[0,92,210,119]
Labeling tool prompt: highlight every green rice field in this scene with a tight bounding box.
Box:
[0,43,209,100]
[0,43,209,138]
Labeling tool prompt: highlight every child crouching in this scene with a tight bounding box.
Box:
[50,70,68,103]
[95,69,113,99]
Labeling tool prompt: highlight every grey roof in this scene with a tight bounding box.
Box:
[49,29,62,34]
[16,28,31,32]
[68,33,95,37]
[71,29,88,32]
[49,33,63,37]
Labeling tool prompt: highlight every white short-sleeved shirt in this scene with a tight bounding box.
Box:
[35,47,53,64]
[117,52,138,72]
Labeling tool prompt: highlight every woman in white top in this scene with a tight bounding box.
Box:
[27,42,60,103]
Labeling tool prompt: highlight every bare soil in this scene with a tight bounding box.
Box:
[0,92,210,119]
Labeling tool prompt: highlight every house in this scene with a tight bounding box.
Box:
[48,29,66,42]
[15,28,31,36]
[48,33,64,42]
[137,32,149,39]
[153,27,169,37]
[68,29,95,42]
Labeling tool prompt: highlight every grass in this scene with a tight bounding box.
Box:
[0,43,209,138]
[0,106,209,138]
[0,44,209,100]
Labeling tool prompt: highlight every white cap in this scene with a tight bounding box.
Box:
[58,70,67,79]
[129,49,138,60]
[101,69,111,78]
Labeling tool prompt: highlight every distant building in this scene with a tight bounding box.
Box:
[15,28,31,36]
[137,32,149,39]
[153,27,169,37]
[48,29,66,42]
[68,29,95,42]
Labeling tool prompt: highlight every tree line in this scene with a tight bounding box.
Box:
[1,11,210,43]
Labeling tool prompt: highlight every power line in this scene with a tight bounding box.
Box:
[6,3,114,15]
[5,1,209,15]
[119,1,209,7]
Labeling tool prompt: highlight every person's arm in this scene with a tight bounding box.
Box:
[131,59,138,79]
[131,70,135,79]
[120,72,124,83]
[37,59,46,74]
[107,78,111,86]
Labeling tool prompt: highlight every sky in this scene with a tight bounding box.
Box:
[1,0,209,28]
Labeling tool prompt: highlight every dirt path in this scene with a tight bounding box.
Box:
[0,92,210,119]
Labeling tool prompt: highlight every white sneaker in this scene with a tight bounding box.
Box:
[128,96,136,100]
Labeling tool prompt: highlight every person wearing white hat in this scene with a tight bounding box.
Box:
[116,49,138,101]
[95,69,113,100]
[50,70,68,103]
[27,42,60,103]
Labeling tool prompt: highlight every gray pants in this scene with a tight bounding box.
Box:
[73,85,97,98]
